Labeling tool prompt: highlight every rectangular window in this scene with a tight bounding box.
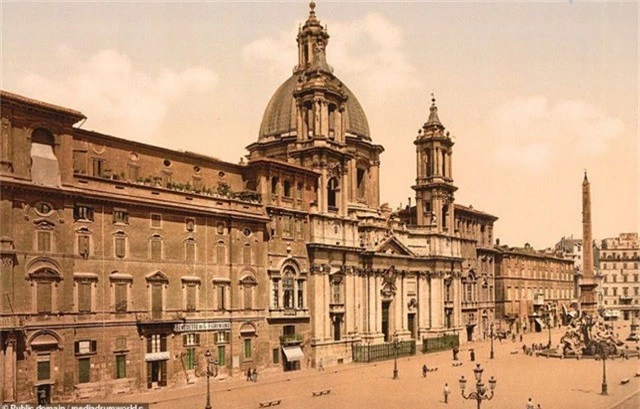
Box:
[186,218,195,232]
[272,348,280,364]
[92,158,104,178]
[216,285,226,311]
[296,183,303,200]
[116,355,126,379]
[74,340,97,355]
[151,284,163,318]
[37,282,52,313]
[186,284,197,312]
[272,279,280,308]
[297,280,304,308]
[216,244,225,264]
[244,286,253,310]
[127,164,139,181]
[115,236,126,258]
[186,240,196,262]
[78,235,90,258]
[37,359,50,381]
[78,358,90,383]
[216,331,229,344]
[295,219,302,238]
[78,282,92,313]
[217,345,226,366]
[74,205,94,221]
[613,288,618,296]
[113,210,129,224]
[115,283,127,312]
[183,333,200,346]
[185,347,196,370]
[150,214,162,228]
[243,245,251,265]
[283,216,292,238]
[243,338,252,359]
[283,277,294,309]
[37,231,51,252]
[148,334,167,353]
[73,150,88,174]
[151,239,162,260]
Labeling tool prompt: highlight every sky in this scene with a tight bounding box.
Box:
[1,0,638,249]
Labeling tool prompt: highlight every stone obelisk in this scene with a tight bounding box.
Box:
[579,171,598,314]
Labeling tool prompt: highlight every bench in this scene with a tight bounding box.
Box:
[312,389,331,397]
[259,399,282,407]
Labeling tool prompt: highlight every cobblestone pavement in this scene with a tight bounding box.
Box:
[108,326,640,409]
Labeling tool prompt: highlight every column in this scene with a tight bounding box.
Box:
[345,273,354,335]
[2,334,16,402]
[371,161,380,208]
[432,276,443,328]
[324,273,331,340]
[313,274,324,341]
[319,168,327,213]
[368,275,376,334]
[394,279,402,334]
[341,164,348,217]
[418,274,429,331]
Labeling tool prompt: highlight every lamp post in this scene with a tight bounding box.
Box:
[489,322,495,359]
[598,342,608,395]
[392,332,399,380]
[204,350,219,409]
[545,304,552,348]
[459,363,497,409]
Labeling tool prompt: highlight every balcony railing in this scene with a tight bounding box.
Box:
[279,333,303,345]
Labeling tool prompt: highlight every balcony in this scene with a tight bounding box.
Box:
[279,333,303,345]
[268,308,310,320]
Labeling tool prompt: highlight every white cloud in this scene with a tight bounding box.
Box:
[242,12,419,102]
[489,96,624,173]
[16,49,217,141]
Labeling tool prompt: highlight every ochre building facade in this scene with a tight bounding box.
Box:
[0,4,500,403]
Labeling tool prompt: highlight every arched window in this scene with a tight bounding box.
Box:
[328,104,336,139]
[240,274,258,310]
[30,128,61,187]
[283,267,295,310]
[426,150,432,177]
[283,180,292,197]
[271,177,279,195]
[327,177,338,210]
[356,163,367,200]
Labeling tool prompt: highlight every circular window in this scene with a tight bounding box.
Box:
[243,227,252,237]
[129,152,139,161]
[92,144,105,154]
[194,165,201,174]
[34,202,53,216]
[218,171,225,179]
[163,159,172,167]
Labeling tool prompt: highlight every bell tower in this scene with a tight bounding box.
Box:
[412,96,457,231]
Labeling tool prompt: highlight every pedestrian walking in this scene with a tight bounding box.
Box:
[252,368,258,382]
[452,347,459,361]
[246,368,252,381]
[520,333,523,342]
[470,349,475,362]
[318,358,325,371]
[537,404,542,409]
[526,397,534,409]
[422,364,428,377]
[443,383,451,404]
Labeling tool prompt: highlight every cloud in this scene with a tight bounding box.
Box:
[489,96,624,173]
[242,12,419,102]
[16,48,217,141]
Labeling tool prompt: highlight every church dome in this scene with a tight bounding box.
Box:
[258,74,370,141]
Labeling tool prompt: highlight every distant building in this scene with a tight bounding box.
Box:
[494,243,574,332]
[598,233,640,320]
[554,236,600,305]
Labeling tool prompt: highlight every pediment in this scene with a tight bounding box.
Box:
[146,271,169,283]
[374,236,414,256]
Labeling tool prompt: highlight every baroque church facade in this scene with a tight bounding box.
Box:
[0,3,496,403]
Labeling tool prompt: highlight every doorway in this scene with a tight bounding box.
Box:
[37,384,51,405]
[147,361,167,388]
[382,301,390,342]
[466,325,474,342]
[407,314,416,339]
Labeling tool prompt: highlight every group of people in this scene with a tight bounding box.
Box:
[245,367,258,382]
[522,342,548,356]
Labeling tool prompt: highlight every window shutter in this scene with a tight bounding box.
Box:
[160,335,167,352]
[74,341,80,355]
[196,333,200,344]
[37,282,52,313]
[146,336,152,353]
[146,362,152,388]
[91,340,97,353]
[183,334,187,346]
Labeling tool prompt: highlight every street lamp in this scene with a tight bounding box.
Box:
[392,332,399,380]
[489,322,495,360]
[597,342,608,395]
[545,304,552,348]
[204,350,219,409]
[459,364,497,409]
